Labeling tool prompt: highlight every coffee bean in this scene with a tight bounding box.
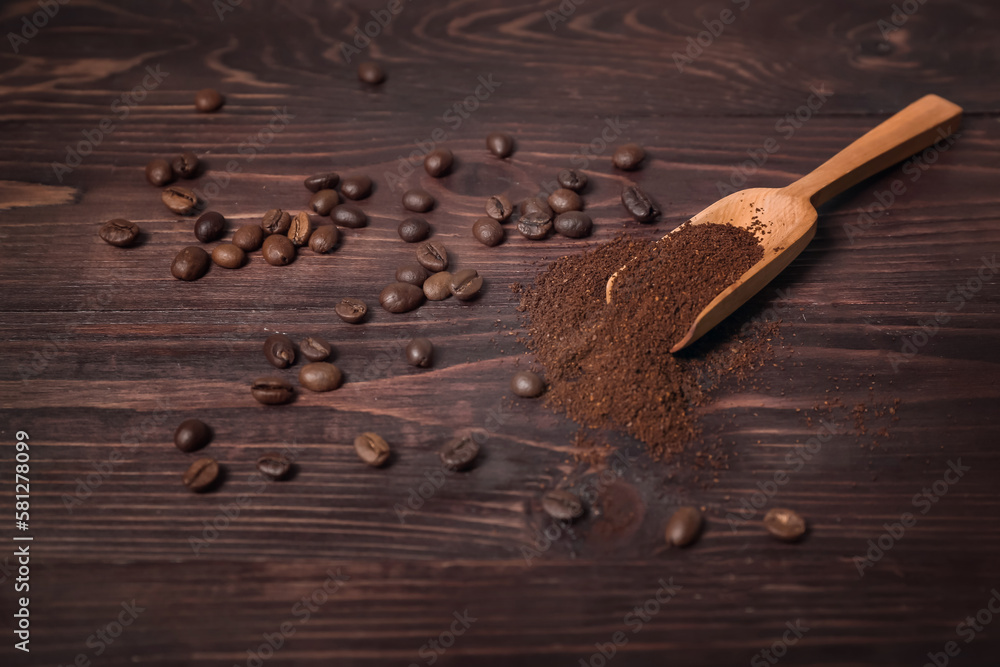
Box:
[613,142,646,170]
[308,225,340,253]
[287,212,314,246]
[340,175,372,200]
[423,271,453,301]
[357,61,385,84]
[304,172,339,192]
[621,184,659,223]
[171,246,210,281]
[379,282,425,313]
[263,333,296,369]
[261,208,292,235]
[665,506,703,547]
[194,211,226,243]
[439,434,479,471]
[331,204,367,229]
[405,337,433,367]
[554,211,593,239]
[548,188,582,214]
[183,457,220,492]
[485,194,513,221]
[174,418,211,453]
[298,361,342,392]
[309,189,340,216]
[521,197,553,219]
[256,452,291,480]
[517,210,553,240]
[472,217,504,247]
[211,243,245,269]
[99,219,140,247]
[232,224,264,251]
[145,158,173,186]
[172,151,199,179]
[763,507,807,542]
[250,377,294,405]
[511,370,544,397]
[424,148,453,177]
[262,234,296,266]
[194,88,224,113]
[450,268,483,300]
[486,131,514,158]
[542,489,584,521]
[398,217,430,243]
[162,185,199,215]
[300,336,332,362]
[415,241,448,272]
[354,432,390,467]
[396,262,429,287]
[335,297,367,323]
[402,188,434,213]
[557,169,588,192]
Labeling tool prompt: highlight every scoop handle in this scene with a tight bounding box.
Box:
[782,94,963,207]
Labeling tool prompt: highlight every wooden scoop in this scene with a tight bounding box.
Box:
[606,94,963,353]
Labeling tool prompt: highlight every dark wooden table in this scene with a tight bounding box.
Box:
[2,1,999,665]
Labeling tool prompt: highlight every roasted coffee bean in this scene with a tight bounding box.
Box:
[450,268,483,300]
[250,377,294,405]
[415,241,448,272]
[194,88,224,113]
[557,168,588,192]
[194,211,226,243]
[340,175,372,200]
[423,271,453,301]
[548,188,583,214]
[262,234,296,266]
[232,224,264,251]
[263,333,296,369]
[335,297,367,323]
[424,148,453,177]
[256,452,291,480]
[99,219,140,247]
[331,204,367,229]
[171,246,210,281]
[405,337,433,367]
[472,217,504,247]
[517,211,553,240]
[174,418,211,453]
[485,194,513,221]
[379,282,425,313]
[300,336,332,362]
[510,370,545,397]
[162,185,199,215]
[261,208,292,235]
[621,184,659,223]
[521,196,553,219]
[398,217,430,243]
[354,432,390,467]
[298,361,342,392]
[486,131,514,158]
[172,151,199,179]
[542,489,584,521]
[357,61,385,84]
[665,506,703,547]
[439,434,479,471]
[613,142,646,170]
[402,188,434,213]
[211,243,245,269]
[183,457,220,492]
[308,225,340,253]
[396,262,429,287]
[145,158,173,186]
[763,508,807,542]
[304,172,339,192]
[554,211,593,239]
[309,189,339,215]
[287,212,314,246]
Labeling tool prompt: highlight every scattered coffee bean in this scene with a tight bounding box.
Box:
[357,61,385,84]
[340,175,372,200]
[542,489,584,521]
[99,219,139,247]
[557,169,588,192]
[511,370,544,397]
[309,189,339,216]
[763,508,807,542]
[263,333,296,368]
[232,224,264,251]
[548,188,583,214]
[450,268,483,300]
[379,282,425,313]
[486,131,514,158]
[304,172,339,192]
[335,297,367,323]
[613,142,646,170]
[415,241,448,272]
[517,210,553,240]
[211,243,245,269]
[298,362,342,392]
[423,271,453,301]
[402,188,434,212]
[250,377,294,405]
[194,88,224,113]
[521,197,553,219]
[174,418,211,453]
[171,246,210,281]
[183,457,220,492]
[405,337,433,367]
[485,194,513,221]
[172,151,199,179]
[472,217,504,247]
[331,204,367,229]
[308,225,340,253]
[300,336,332,362]
[287,212,314,247]
[424,148,453,177]
[145,158,173,186]
[162,185,199,215]
[256,452,291,480]
[439,434,479,471]
[354,432,390,467]
[194,211,226,243]
[261,208,292,235]
[396,262,429,287]
[262,234,296,266]
[398,217,430,243]
[665,506,703,547]
[621,184,659,223]
[554,211,593,239]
